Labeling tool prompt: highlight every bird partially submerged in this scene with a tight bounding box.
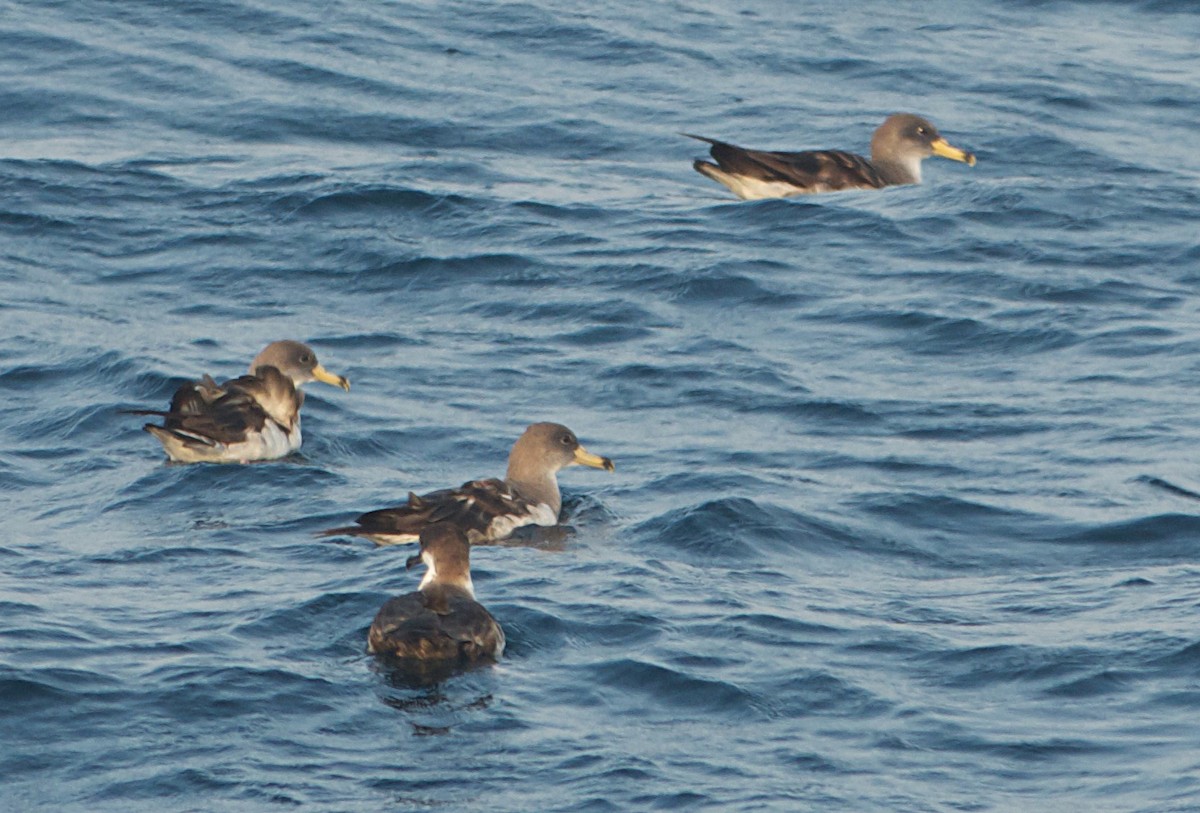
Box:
[367,523,505,680]
[133,340,350,463]
[687,113,975,200]
[320,422,614,545]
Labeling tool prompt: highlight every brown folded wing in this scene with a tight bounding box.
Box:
[691,135,887,193]
[149,366,299,447]
[321,478,542,544]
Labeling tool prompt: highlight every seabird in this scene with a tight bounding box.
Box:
[320,422,614,545]
[686,113,976,200]
[367,523,505,672]
[133,340,350,463]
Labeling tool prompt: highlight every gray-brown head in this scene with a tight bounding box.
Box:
[503,422,615,517]
[407,523,475,595]
[249,340,350,391]
[508,422,614,476]
[870,113,976,184]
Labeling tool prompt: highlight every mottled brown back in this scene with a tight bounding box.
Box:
[704,136,885,191]
[367,584,504,663]
[322,478,542,543]
[153,365,300,445]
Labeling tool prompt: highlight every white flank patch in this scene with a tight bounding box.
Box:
[702,165,807,200]
[252,421,301,460]
[526,503,558,526]
[488,502,557,540]
[160,421,300,464]
[724,175,810,200]
[368,532,420,547]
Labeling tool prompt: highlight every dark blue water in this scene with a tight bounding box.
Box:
[3,0,1200,810]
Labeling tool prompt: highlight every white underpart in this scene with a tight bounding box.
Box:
[704,166,810,201]
[159,420,300,463]
[367,531,420,547]
[252,420,302,460]
[489,502,557,540]
[525,502,559,527]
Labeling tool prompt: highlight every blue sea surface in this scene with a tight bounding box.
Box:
[2,0,1200,810]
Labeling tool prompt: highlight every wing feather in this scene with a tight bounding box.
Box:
[141,366,300,449]
[320,478,551,545]
[687,134,886,193]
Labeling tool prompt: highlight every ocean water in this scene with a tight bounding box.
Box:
[3,0,1200,810]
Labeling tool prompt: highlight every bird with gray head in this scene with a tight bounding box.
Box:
[367,522,505,677]
[132,340,350,463]
[687,113,976,200]
[320,422,614,545]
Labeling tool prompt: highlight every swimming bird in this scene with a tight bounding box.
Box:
[686,113,975,200]
[320,422,614,545]
[134,340,350,463]
[367,523,505,670]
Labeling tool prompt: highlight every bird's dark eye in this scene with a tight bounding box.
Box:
[560,434,574,446]
[299,354,312,364]
[916,126,927,136]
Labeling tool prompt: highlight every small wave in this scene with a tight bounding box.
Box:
[590,657,763,716]
[1053,513,1200,554]
[633,497,858,565]
[917,643,1099,691]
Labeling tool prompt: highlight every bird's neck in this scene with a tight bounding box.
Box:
[505,464,562,516]
[419,567,475,598]
[872,154,922,186]
[248,367,303,429]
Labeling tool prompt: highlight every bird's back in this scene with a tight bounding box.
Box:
[368,585,505,663]
[687,134,887,198]
[142,367,301,461]
[322,478,554,545]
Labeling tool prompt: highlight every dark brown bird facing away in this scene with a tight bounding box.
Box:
[367,523,505,672]
[133,340,350,463]
[320,422,614,545]
[687,113,975,200]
